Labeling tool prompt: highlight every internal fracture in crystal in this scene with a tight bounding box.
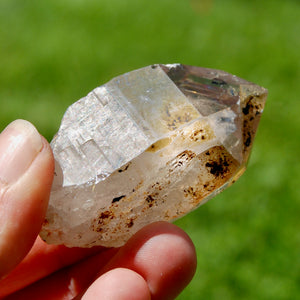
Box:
[40,64,267,247]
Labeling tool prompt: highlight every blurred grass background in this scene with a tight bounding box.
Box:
[0,0,299,298]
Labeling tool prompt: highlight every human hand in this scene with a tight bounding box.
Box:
[0,120,197,299]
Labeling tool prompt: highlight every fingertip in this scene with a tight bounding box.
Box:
[0,119,44,185]
[134,222,197,299]
[82,268,151,300]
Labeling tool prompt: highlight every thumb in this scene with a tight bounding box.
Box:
[0,120,54,278]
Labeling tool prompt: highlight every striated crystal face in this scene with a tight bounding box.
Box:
[40,64,267,248]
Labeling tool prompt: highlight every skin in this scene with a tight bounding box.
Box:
[0,120,197,299]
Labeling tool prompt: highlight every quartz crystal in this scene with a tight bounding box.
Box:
[40,64,267,248]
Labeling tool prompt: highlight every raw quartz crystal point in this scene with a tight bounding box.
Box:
[40,64,267,248]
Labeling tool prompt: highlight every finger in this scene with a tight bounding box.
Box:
[0,237,107,298]
[76,222,196,299]
[0,120,54,278]
[82,268,151,300]
[102,221,197,300]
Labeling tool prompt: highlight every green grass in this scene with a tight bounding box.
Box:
[1,0,299,298]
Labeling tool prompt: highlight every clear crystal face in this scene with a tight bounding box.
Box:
[40,64,267,248]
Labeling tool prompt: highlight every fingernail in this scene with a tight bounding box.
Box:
[0,120,43,185]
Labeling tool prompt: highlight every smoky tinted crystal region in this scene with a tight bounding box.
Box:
[40,64,267,248]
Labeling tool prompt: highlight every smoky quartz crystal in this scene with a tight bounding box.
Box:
[40,64,267,247]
